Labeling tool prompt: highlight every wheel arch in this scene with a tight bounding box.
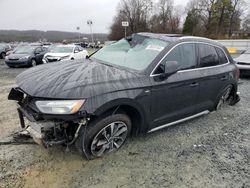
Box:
[92,98,147,135]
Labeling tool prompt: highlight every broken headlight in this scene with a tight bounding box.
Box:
[35,100,85,114]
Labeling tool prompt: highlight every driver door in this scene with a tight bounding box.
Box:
[149,43,200,129]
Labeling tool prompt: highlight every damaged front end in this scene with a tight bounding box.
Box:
[8,87,88,147]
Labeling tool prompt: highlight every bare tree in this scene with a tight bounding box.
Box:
[109,0,153,40]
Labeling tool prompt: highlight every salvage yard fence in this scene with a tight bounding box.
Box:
[217,40,250,56]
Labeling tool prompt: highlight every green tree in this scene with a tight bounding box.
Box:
[182,9,199,35]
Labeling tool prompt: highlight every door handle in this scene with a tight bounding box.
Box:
[189,82,199,87]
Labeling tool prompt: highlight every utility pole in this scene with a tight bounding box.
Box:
[76,26,80,43]
[87,20,94,43]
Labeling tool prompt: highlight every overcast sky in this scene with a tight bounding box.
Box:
[0,0,189,33]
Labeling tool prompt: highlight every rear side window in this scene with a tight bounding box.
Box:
[155,43,196,74]
[216,47,228,64]
[198,44,219,67]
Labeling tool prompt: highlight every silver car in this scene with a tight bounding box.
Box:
[234,48,250,75]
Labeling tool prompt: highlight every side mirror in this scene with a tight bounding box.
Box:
[164,61,179,77]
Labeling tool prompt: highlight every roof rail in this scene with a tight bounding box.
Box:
[179,36,213,41]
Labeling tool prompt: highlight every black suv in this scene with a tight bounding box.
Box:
[8,33,240,159]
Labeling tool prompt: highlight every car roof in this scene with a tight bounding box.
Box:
[138,32,224,48]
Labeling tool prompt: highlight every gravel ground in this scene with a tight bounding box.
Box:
[0,59,249,188]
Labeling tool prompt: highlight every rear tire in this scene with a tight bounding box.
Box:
[215,85,233,110]
[75,113,131,159]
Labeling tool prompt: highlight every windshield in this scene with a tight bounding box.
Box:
[14,46,36,54]
[92,35,169,71]
[49,46,74,53]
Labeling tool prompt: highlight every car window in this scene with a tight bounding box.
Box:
[74,46,79,52]
[35,47,42,53]
[78,46,83,51]
[154,43,196,74]
[198,44,219,67]
[215,47,228,64]
[42,47,47,52]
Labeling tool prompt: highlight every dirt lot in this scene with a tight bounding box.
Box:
[0,59,249,188]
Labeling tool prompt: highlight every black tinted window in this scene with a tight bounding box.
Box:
[198,44,219,67]
[154,43,196,74]
[216,47,228,64]
[35,47,42,53]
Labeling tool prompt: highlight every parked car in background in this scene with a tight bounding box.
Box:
[234,48,250,76]
[5,45,47,68]
[9,33,240,159]
[0,43,12,59]
[74,42,88,48]
[42,44,88,63]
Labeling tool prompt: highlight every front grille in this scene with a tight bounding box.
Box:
[9,58,19,61]
[47,59,58,62]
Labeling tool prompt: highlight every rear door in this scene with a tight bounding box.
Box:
[195,43,230,112]
[149,43,200,129]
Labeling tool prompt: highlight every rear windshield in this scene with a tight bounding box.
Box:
[92,35,169,71]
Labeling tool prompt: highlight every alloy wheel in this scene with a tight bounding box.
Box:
[90,121,128,157]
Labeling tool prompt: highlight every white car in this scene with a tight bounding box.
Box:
[234,48,250,76]
[42,44,88,63]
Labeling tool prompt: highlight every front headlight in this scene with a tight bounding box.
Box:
[20,55,30,60]
[35,100,85,114]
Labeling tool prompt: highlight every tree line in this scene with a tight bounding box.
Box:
[108,0,250,40]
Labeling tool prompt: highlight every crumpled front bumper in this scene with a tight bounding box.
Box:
[18,107,66,147]
[9,87,88,147]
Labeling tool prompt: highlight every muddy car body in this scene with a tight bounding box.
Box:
[9,33,240,159]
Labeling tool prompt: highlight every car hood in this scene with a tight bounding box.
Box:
[234,54,250,64]
[16,59,147,99]
[8,53,31,58]
[44,53,71,58]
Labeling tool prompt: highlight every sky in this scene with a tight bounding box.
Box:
[0,0,189,33]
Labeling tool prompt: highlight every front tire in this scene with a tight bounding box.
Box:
[31,59,37,67]
[76,113,131,159]
[1,52,6,59]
